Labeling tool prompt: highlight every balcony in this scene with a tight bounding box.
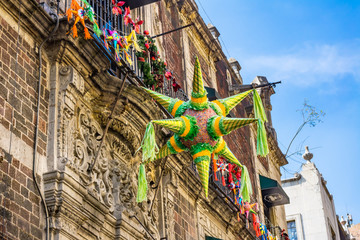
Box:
[54,0,188,101]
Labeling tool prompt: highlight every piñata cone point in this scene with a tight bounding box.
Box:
[222,118,258,133]
[142,87,173,109]
[156,143,172,160]
[218,146,242,167]
[220,90,252,115]
[195,158,210,198]
[152,119,184,134]
[192,57,205,94]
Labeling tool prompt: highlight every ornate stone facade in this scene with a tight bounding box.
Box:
[0,0,288,239]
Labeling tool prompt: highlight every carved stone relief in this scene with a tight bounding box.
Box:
[164,198,175,240]
[112,160,137,218]
[94,111,140,154]
[54,65,165,239]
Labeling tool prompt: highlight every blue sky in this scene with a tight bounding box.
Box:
[196,0,360,223]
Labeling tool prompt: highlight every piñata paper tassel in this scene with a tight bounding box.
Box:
[136,164,147,202]
[141,122,159,163]
[240,166,252,202]
[253,89,269,156]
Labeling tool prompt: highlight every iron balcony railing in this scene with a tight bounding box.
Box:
[58,0,188,101]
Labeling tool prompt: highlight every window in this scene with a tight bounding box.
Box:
[287,220,298,240]
[205,236,223,240]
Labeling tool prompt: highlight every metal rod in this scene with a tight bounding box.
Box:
[148,157,168,215]
[129,215,156,240]
[34,11,59,240]
[231,81,282,93]
[253,81,282,89]
[151,23,194,38]
[88,71,129,172]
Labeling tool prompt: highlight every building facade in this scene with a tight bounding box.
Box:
[282,147,340,240]
[0,0,288,239]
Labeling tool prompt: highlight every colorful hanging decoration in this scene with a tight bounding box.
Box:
[66,0,101,39]
[252,213,262,237]
[81,0,102,37]
[123,6,144,33]
[124,7,132,25]
[281,229,290,240]
[241,201,259,228]
[226,163,241,204]
[66,0,91,39]
[137,56,269,202]
[102,22,141,65]
[65,0,180,91]
[112,0,125,15]
[252,212,277,240]
[216,157,228,186]
[259,223,268,240]
[136,34,167,89]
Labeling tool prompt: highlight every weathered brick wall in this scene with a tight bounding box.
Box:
[0,15,49,156]
[189,40,211,87]
[215,60,229,98]
[0,14,47,239]
[0,158,42,239]
[173,190,197,240]
[158,2,185,89]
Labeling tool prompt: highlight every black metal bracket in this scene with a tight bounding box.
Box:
[152,23,194,38]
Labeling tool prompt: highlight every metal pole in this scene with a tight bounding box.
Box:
[129,215,156,240]
[88,71,129,172]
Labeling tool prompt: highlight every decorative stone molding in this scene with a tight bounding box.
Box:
[94,111,140,155]
[59,65,85,94]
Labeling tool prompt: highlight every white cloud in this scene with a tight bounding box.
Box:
[242,40,360,87]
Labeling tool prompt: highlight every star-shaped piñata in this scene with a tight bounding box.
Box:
[137,57,269,202]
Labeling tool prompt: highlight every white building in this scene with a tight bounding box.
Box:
[282,146,340,240]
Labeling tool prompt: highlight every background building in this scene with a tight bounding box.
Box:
[348,223,360,240]
[282,147,340,240]
[0,0,288,239]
